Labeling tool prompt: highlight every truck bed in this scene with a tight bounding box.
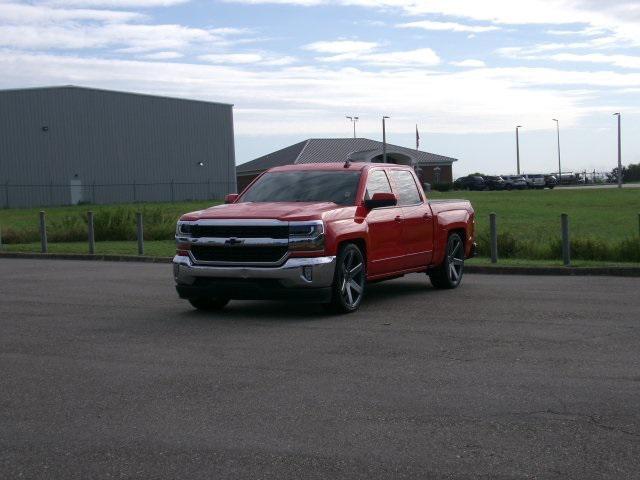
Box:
[428,199,473,215]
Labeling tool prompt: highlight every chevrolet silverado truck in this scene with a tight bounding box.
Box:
[174,162,476,313]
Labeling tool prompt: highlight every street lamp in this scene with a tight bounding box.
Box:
[614,113,622,188]
[382,116,390,163]
[552,119,561,185]
[515,125,523,175]
[346,115,359,139]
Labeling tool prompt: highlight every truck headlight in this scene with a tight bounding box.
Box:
[289,222,324,251]
[176,222,193,236]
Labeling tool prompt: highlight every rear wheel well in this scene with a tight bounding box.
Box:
[447,228,467,244]
[448,228,466,248]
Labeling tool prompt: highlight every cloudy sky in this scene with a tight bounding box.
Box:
[1,0,639,175]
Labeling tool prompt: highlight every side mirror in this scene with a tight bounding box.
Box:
[225,193,239,204]
[364,192,397,210]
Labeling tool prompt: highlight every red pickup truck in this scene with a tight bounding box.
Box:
[174,162,476,313]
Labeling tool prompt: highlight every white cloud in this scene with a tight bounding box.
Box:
[140,50,183,59]
[200,53,264,64]
[6,49,636,137]
[304,40,440,67]
[545,26,608,36]
[451,59,486,68]
[199,52,296,66]
[546,53,640,69]
[227,0,640,46]
[303,40,378,54]
[356,48,441,67]
[44,0,189,7]
[0,2,253,54]
[397,20,500,33]
[0,22,228,51]
[0,2,143,22]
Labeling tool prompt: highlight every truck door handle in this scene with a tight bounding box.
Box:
[394,215,402,223]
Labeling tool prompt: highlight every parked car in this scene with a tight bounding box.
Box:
[523,174,547,189]
[501,175,529,190]
[174,163,476,313]
[484,175,506,190]
[453,175,486,191]
[544,175,557,189]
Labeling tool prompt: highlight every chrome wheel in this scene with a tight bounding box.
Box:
[447,234,464,285]
[429,232,465,290]
[339,248,365,309]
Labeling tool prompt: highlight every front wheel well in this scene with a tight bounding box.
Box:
[337,238,366,262]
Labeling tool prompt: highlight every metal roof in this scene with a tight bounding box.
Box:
[0,85,234,107]
[237,138,457,174]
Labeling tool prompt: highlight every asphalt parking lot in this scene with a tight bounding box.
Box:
[1,259,639,479]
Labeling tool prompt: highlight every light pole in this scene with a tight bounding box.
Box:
[382,116,390,163]
[346,115,359,139]
[552,119,561,185]
[515,125,522,175]
[614,113,622,188]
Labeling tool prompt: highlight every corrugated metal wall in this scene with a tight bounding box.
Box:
[0,86,236,208]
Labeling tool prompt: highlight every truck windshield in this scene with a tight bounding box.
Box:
[240,171,362,205]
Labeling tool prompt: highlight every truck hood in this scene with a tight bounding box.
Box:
[181,201,344,222]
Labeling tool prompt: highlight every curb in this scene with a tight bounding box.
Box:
[465,265,640,277]
[0,251,171,264]
[2,252,639,277]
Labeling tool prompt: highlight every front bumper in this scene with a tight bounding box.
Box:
[173,255,336,302]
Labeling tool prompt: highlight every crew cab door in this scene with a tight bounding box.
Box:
[363,169,405,276]
[388,169,434,269]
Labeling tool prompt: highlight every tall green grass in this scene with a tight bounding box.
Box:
[1,205,183,244]
[475,231,640,262]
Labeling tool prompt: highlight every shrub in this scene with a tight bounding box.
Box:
[432,183,452,192]
[0,226,39,244]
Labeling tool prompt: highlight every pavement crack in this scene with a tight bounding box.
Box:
[514,409,640,439]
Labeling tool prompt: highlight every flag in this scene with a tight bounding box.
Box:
[415,124,420,150]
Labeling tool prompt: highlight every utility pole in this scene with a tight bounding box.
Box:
[614,113,622,188]
[516,125,522,175]
[382,116,390,163]
[553,119,561,185]
[346,116,359,139]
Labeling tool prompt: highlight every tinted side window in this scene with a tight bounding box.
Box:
[390,170,422,206]
[365,170,392,200]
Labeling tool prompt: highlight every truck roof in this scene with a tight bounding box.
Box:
[268,162,414,173]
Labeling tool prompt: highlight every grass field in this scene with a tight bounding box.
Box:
[1,188,639,262]
[430,188,640,261]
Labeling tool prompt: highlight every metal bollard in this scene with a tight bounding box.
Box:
[39,211,47,253]
[561,213,570,266]
[489,212,498,264]
[136,212,144,256]
[88,211,95,255]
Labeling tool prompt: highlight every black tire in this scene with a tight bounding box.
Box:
[325,243,366,313]
[429,233,465,289]
[506,184,513,191]
[188,297,229,311]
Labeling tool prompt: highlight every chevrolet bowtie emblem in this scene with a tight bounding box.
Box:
[225,238,244,246]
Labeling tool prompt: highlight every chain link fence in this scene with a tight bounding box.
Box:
[1,180,234,208]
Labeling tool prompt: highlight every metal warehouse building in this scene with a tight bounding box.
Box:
[0,86,236,208]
